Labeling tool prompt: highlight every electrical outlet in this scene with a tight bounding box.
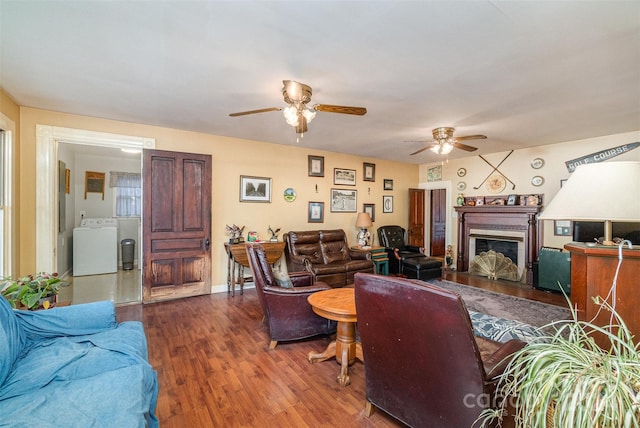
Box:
[80,210,86,217]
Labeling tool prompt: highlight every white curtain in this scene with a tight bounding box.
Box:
[109,171,141,217]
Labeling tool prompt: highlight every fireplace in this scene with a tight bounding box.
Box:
[454,205,542,285]
[468,230,526,280]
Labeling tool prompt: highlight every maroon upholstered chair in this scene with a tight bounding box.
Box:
[354,273,525,428]
[246,243,335,349]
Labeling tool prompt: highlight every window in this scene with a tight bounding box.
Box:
[109,171,141,217]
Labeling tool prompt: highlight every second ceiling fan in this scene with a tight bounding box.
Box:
[408,127,486,155]
[230,80,367,138]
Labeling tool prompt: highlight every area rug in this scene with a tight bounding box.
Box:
[425,279,571,329]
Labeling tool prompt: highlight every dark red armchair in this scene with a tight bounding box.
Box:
[354,273,525,428]
[246,243,335,349]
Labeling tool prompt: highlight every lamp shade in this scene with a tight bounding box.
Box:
[538,161,640,222]
[355,212,373,228]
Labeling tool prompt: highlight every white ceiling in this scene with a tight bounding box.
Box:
[1,1,639,164]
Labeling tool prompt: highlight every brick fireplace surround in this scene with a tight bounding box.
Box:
[455,205,543,285]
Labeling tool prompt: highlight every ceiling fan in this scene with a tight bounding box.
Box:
[408,127,487,155]
[229,80,367,139]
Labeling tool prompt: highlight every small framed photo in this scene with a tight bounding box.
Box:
[475,197,485,206]
[334,168,356,186]
[363,162,375,182]
[383,195,393,213]
[308,155,324,177]
[554,220,572,236]
[330,189,357,212]
[383,179,393,191]
[506,194,517,205]
[308,201,324,223]
[526,195,539,206]
[240,175,272,203]
[363,203,375,222]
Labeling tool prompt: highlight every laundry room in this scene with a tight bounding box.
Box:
[57,142,142,278]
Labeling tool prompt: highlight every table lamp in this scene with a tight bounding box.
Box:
[538,161,640,245]
[355,212,373,247]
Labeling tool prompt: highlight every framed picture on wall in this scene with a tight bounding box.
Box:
[330,189,357,212]
[383,179,393,191]
[334,168,356,186]
[363,203,375,222]
[383,195,393,213]
[363,162,375,182]
[239,175,272,202]
[308,202,324,223]
[554,220,572,236]
[308,155,324,177]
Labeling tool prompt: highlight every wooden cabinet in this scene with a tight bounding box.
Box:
[565,243,640,347]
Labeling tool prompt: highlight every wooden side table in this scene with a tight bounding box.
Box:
[224,241,286,296]
[307,288,363,386]
[351,246,389,275]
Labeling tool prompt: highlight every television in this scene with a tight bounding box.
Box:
[572,221,640,244]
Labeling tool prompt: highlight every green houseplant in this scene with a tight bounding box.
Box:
[478,297,640,428]
[1,272,68,310]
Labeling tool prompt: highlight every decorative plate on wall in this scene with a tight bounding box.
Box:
[283,188,296,202]
[531,158,545,169]
[457,181,467,191]
[457,168,467,177]
[531,176,544,187]
[486,174,506,193]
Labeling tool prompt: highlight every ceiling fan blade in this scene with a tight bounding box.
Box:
[455,134,487,141]
[313,104,367,115]
[410,145,436,156]
[229,107,282,117]
[453,142,478,152]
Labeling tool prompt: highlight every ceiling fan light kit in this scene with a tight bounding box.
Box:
[230,80,366,141]
[408,127,487,156]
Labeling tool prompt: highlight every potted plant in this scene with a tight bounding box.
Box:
[1,272,68,310]
[477,298,640,428]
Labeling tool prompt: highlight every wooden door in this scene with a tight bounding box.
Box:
[142,149,212,303]
[408,188,425,248]
[430,188,446,257]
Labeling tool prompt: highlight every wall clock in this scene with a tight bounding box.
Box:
[486,174,506,193]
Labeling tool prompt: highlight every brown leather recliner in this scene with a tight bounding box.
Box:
[284,229,374,288]
[245,243,335,349]
[354,273,526,428]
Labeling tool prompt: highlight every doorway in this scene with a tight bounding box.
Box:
[419,181,453,257]
[35,125,155,304]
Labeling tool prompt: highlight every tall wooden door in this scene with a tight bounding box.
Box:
[142,149,212,303]
[408,188,425,248]
[430,188,446,257]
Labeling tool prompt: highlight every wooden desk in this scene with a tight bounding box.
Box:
[565,242,640,347]
[307,288,363,386]
[224,241,286,296]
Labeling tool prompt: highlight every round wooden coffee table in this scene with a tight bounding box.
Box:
[307,288,363,386]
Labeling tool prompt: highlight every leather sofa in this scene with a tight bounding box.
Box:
[377,225,442,280]
[284,229,375,288]
[245,243,336,349]
[354,273,526,427]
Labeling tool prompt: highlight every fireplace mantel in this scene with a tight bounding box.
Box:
[454,205,543,284]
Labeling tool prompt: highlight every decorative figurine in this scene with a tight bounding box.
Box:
[225,224,245,244]
[247,231,258,242]
[267,226,281,242]
[445,245,455,270]
[457,194,465,206]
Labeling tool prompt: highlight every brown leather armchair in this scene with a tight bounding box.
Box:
[354,273,526,428]
[246,243,336,349]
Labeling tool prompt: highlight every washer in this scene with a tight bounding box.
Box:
[73,218,118,276]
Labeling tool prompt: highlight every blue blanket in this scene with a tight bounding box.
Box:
[0,297,158,427]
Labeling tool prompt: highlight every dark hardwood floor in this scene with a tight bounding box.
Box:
[116,272,568,427]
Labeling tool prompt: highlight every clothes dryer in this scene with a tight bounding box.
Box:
[73,218,118,276]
